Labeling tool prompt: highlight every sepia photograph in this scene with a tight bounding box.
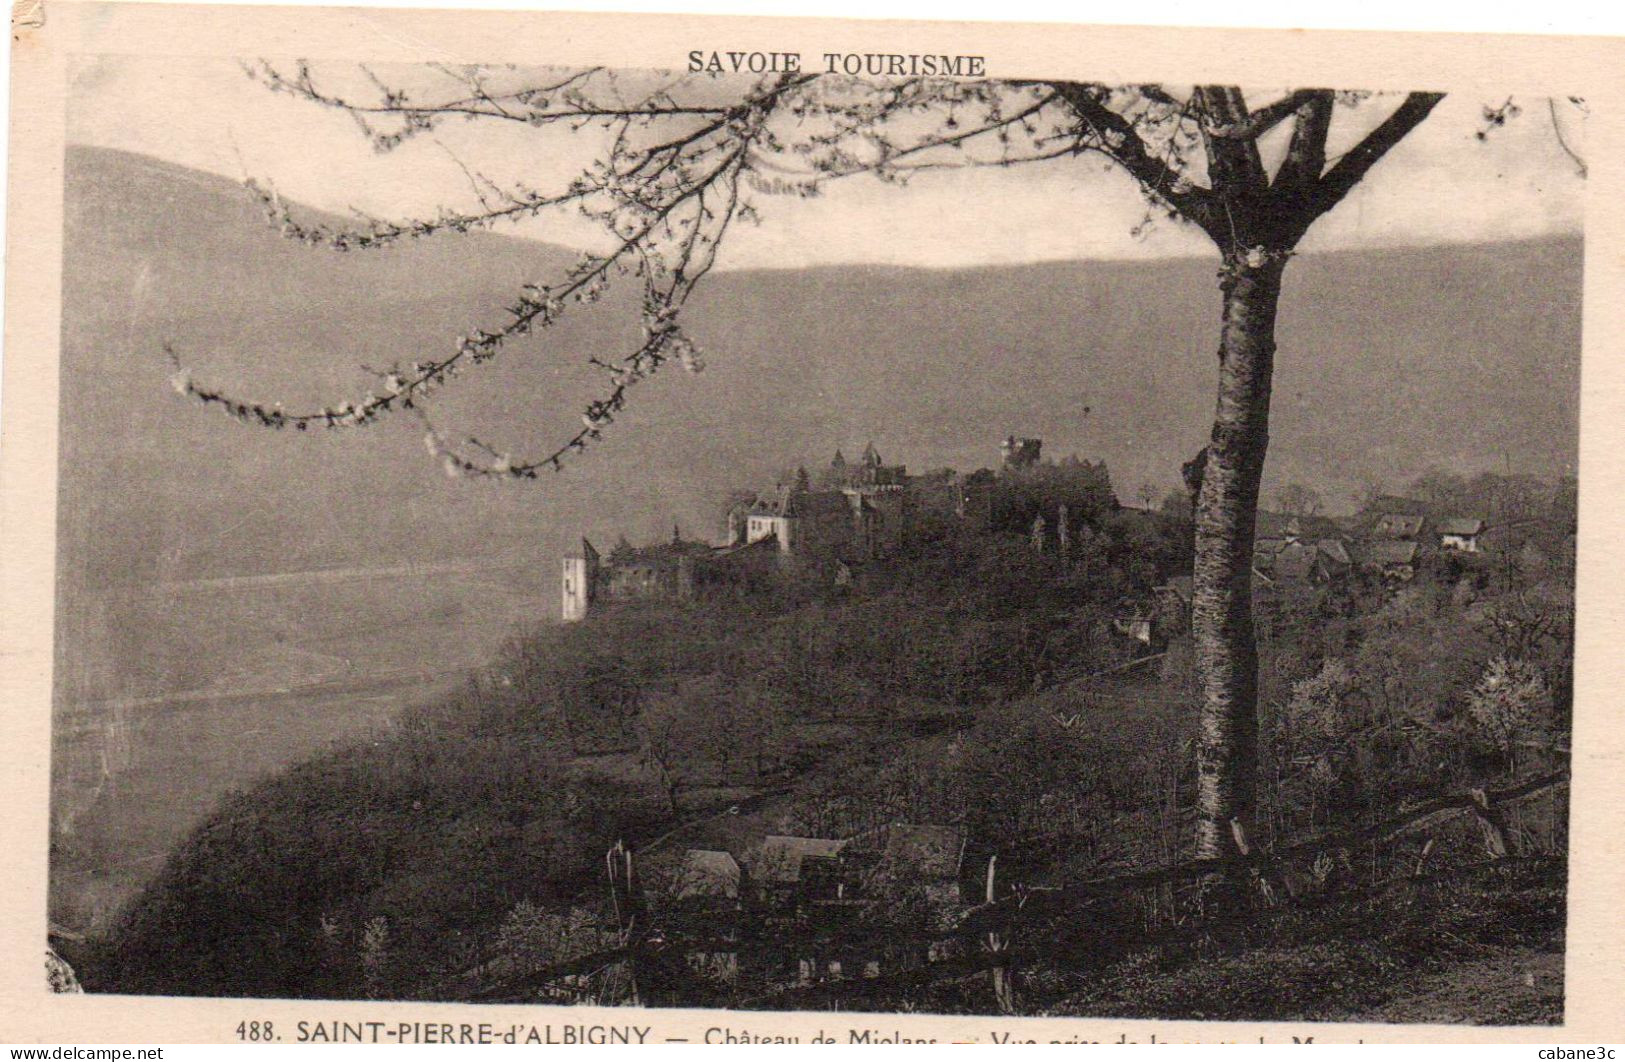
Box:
[6,1,1622,1044]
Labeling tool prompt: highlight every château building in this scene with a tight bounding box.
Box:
[561,437,1113,621]
[561,528,779,622]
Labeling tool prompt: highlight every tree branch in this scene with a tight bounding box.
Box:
[804,89,1066,185]
[1217,89,1327,141]
[1272,90,1334,192]
[1290,91,1445,237]
[1050,82,1223,239]
[1196,85,1269,199]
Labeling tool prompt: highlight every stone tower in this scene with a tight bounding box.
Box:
[561,537,600,622]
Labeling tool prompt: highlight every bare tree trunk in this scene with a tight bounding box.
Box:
[1191,254,1286,860]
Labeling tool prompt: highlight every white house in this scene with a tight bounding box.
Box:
[1437,517,1486,553]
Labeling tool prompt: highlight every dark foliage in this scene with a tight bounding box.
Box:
[87,477,1573,1014]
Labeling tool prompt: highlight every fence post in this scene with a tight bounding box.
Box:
[984,855,1015,1014]
[606,840,643,1006]
[1411,837,1436,878]
[1229,818,1296,905]
[1467,788,1515,858]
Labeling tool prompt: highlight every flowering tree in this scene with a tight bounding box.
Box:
[1467,656,1554,776]
[170,64,1559,862]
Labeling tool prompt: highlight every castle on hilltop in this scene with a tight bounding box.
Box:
[733,443,948,562]
[561,437,1113,621]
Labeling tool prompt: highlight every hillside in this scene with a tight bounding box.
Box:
[59,145,1581,602]
[82,509,1573,1017]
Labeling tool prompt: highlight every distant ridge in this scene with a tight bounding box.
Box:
[58,145,1581,598]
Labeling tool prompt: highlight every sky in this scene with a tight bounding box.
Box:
[68,55,1586,269]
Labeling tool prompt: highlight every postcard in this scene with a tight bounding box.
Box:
[3,1,1621,1043]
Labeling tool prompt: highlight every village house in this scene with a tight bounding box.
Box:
[1115,491,1503,654]
[1112,605,1155,646]
[1358,497,1497,575]
[1373,511,1427,540]
[778,823,970,986]
[651,822,973,990]
[1254,537,1354,588]
[1357,538,1421,581]
[751,835,850,912]
[1437,516,1486,552]
[674,848,744,905]
[1358,495,1432,540]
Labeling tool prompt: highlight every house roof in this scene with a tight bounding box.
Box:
[754,836,847,884]
[676,850,742,899]
[750,488,850,519]
[1437,517,1486,536]
[1317,539,1352,566]
[565,537,601,562]
[612,539,714,569]
[1360,539,1419,566]
[1255,537,1354,581]
[1374,512,1427,538]
[1256,512,1345,540]
[1273,540,1316,578]
[748,492,796,518]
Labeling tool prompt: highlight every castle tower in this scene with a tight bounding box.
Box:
[1002,435,1043,471]
[827,450,846,485]
[562,537,600,622]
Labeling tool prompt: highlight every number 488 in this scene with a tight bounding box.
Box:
[236,1020,275,1041]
